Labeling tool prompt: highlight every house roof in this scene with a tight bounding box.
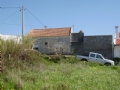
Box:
[115,33,120,45]
[116,39,120,45]
[27,27,71,37]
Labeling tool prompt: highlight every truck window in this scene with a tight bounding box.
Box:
[96,54,103,59]
[90,54,95,58]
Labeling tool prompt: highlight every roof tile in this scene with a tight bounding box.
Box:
[27,27,71,37]
[116,39,120,45]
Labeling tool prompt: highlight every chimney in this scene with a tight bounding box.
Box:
[115,26,119,39]
[79,30,84,42]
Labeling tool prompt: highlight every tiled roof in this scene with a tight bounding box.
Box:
[115,33,120,45]
[27,27,71,37]
[116,39,120,45]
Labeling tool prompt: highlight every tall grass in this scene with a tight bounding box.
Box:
[0,36,33,58]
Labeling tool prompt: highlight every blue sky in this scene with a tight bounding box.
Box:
[0,0,120,37]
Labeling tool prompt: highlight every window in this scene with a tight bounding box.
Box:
[90,54,95,58]
[33,44,38,51]
[45,42,48,46]
[96,54,103,59]
[33,47,38,51]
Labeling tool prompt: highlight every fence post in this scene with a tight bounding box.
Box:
[8,54,11,60]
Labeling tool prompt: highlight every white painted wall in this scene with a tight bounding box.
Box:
[0,34,22,44]
[114,45,120,58]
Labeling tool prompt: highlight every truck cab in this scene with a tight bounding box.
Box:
[89,52,105,64]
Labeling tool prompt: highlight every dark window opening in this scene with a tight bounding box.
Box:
[45,42,48,46]
[33,47,38,50]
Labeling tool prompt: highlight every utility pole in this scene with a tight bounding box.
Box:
[21,6,24,38]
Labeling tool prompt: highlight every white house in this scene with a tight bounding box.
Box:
[114,26,120,58]
[0,34,22,44]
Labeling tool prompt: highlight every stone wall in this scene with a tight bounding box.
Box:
[33,36,71,54]
[33,35,113,59]
[71,35,113,59]
[71,31,84,42]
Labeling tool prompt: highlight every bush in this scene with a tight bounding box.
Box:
[0,36,33,59]
[113,57,120,65]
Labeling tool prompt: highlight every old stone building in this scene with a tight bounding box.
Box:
[27,27,113,59]
[27,27,72,54]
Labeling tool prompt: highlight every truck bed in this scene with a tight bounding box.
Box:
[76,55,89,60]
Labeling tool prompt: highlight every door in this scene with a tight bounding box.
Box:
[89,53,96,63]
[95,54,104,64]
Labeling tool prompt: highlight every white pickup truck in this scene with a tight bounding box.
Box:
[77,52,114,66]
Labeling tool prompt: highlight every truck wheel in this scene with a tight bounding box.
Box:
[81,59,87,62]
[105,63,111,66]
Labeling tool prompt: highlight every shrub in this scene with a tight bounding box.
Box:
[113,57,120,65]
[0,36,33,59]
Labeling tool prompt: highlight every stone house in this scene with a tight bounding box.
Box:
[27,27,113,59]
[27,27,72,54]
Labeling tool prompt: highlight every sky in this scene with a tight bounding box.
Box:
[0,0,120,37]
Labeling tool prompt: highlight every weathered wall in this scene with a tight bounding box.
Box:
[33,36,71,54]
[71,32,84,42]
[71,35,113,59]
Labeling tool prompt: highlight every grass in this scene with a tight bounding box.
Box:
[1,62,120,90]
[0,36,120,90]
